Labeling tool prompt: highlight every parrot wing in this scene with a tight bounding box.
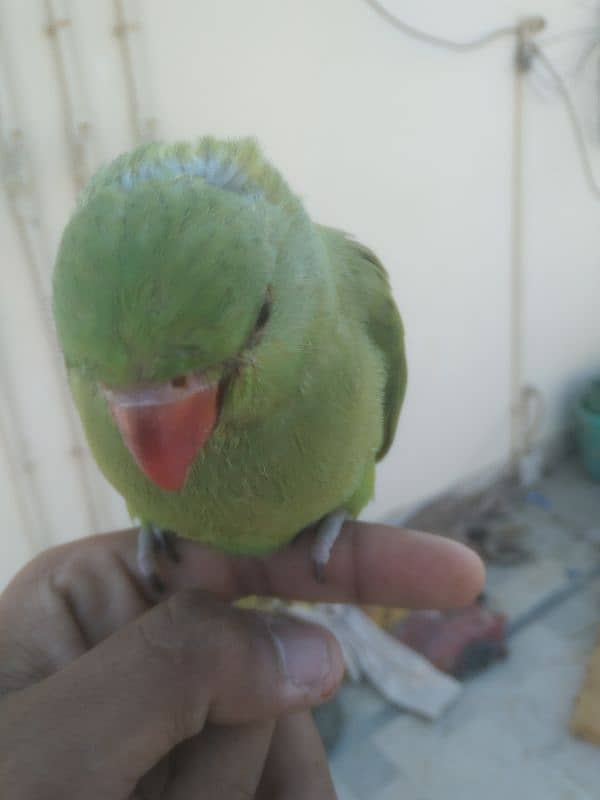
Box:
[319,227,407,461]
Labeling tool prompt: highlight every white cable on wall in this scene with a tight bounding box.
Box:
[0,22,101,539]
[510,31,527,464]
[44,0,96,191]
[113,0,158,144]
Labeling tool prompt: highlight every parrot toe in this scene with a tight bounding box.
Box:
[156,529,181,564]
[136,525,181,592]
[311,509,349,583]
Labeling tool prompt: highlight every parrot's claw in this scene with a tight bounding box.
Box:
[311,509,349,583]
[155,529,181,564]
[137,525,181,592]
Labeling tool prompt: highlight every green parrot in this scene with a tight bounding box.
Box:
[52,137,406,585]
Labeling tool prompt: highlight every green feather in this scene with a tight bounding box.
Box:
[53,137,407,555]
[318,227,407,461]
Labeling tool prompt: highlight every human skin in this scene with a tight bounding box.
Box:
[0,522,484,799]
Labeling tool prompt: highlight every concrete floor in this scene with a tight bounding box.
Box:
[328,459,600,800]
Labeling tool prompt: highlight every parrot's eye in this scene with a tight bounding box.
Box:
[171,375,188,389]
[254,292,272,332]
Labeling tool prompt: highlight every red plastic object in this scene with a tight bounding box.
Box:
[391,605,508,679]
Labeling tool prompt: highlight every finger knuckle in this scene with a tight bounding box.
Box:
[135,590,247,671]
[133,593,259,741]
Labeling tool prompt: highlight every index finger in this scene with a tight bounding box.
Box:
[117,521,485,608]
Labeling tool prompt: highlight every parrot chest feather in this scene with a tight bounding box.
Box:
[71,328,385,555]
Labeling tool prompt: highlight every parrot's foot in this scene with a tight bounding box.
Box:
[137,525,180,593]
[312,509,350,583]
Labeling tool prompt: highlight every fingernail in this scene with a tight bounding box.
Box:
[267,615,341,691]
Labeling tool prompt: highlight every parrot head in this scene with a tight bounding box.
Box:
[53,139,321,492]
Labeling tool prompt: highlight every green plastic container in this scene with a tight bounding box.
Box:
[576,379,600,481]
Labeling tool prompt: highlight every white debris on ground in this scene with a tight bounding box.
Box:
[287,603,461,720]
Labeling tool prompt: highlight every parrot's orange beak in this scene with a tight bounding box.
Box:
[103,377,219,492]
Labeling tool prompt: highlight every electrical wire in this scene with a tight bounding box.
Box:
[361,2,600,205]
[531,42,600,201]
[361,0,600,469]
[360,1,551,466]
[361,0,544,52]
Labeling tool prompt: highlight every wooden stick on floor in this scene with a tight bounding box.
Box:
[571,635,600,747]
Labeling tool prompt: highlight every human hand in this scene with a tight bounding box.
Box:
[0,523,484,799]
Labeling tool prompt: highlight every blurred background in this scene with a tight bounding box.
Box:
[1,1,600,796]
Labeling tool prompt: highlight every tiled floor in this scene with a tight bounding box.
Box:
[328,460,600,799]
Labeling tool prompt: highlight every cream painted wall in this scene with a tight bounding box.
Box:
[1,0,599,588]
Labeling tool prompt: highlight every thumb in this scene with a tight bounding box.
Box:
[0,590,344,799]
